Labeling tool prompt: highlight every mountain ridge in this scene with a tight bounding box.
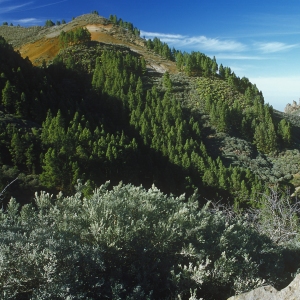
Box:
[1,12,300,299]
[0,13,177,74]
[0,13,299,202]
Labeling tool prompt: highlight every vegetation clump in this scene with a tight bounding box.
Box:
[1,181,299,299]
[45,19,55,27]
[109,14,140,37]
[59,27,91,48]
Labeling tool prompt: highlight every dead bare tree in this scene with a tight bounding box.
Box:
[249,189,300,244]
[0,178,18,201]
[209,188,300,245]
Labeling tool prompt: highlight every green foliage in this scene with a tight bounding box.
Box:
[59,27,91,48]
[175,51,218,77]
[109,14,140,36]
[254,118,277,153]
[2,21,300,299]
[1,80,18,113]
[0,38,268,202]
[277,119,291,146]
[45,19,55,27]
[0,182,299,299]
[146,37,176,61]
[196,76,281,154]
[0,33,296,207]
[162,71,172,90]
[39,110,138,192]
[158,40,279,155]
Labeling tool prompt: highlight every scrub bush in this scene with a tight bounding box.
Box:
[0,181,299,299]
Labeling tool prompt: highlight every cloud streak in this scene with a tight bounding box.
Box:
[0,0,68,14]
[0,1,33,13]
[13,17,41,24]
[140,31,186,39]
[215,54,264,60]
[141,30,298,57]
[141,30,246,52]
[20,0,68,11]
[255,42,299,53]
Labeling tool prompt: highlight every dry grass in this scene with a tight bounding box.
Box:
[18,37,61,65]
[0,13,178,73]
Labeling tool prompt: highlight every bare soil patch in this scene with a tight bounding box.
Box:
[18,37,60,65]
[0,13,178,74]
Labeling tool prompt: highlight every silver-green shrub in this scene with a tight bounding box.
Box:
[0,181,298,299]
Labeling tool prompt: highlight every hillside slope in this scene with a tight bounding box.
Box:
[0,14,177,74]
[2,13,300,300]
[0,13,300,204]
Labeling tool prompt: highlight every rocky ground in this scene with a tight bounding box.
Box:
[228,274,300,300]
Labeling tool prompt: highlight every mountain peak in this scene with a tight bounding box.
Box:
[0,13,177,73]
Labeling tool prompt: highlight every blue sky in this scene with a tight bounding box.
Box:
[1,0,300,112]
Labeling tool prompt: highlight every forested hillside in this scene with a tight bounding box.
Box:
[1,13,300,299]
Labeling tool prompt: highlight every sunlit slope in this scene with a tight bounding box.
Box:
[18,37,61,65]
[0,14,177,73]
[17,23,122,65]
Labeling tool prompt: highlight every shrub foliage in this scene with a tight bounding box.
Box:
[0,181,299,299]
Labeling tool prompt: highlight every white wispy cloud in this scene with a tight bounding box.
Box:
[0,1,33,13]
[255,42,298,53]
[0,0,68,15]
[20,0,68,11]
[140,31,186,40]
[215,54,264,60]
[183,36,246,52]
[141,30,246,52]
[14,17,41,24]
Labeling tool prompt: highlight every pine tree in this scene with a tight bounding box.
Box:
[16,92,26,117]
[40,147,60,188]
[2,80,17,113]
[45,20,55,27]
[162,71,172,90]
[278,119,291,146]
[211,56,218,76]
[10,132,24,166]
[25,144,35,173]
[219,64,225,78]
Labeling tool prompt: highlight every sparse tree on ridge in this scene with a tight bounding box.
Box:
[59,27,91,48]
[45,20,55,27]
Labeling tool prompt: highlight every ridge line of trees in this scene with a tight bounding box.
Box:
[59,27,91,48]
[109,14,140,37]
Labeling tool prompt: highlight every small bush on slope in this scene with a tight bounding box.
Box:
[0,181,299,299]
